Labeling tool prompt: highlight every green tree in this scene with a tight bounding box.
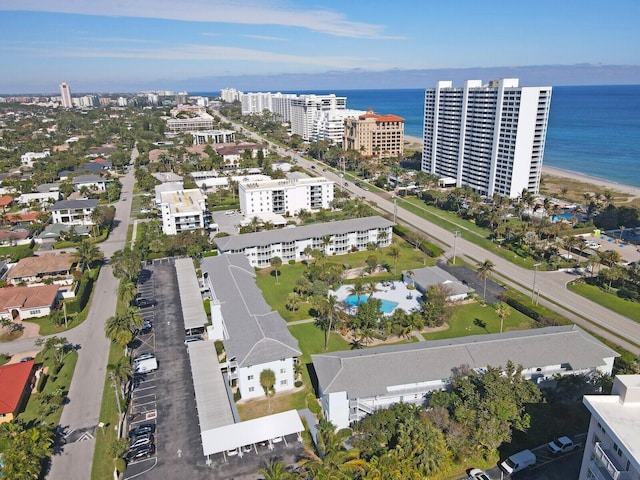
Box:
[420,284,453,327]
[347,282,366,306]
[34,336,69,364]
[270,256,283,284]
[258,459,296,480]
[495,302,511,333]
[0,421,54,480]
[110,248,141,281]
[286,292,301,311]
[108,438,130,460]
[118,279,137,306]
[107,356,132,399]
[388,244,401,275]
[477,259,495,300]
[260,368,276,412]
[314,294,341,351]
[74,238,103,271]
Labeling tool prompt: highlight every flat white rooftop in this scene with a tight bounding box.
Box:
[240,177,333,190]
[160,189,204,214]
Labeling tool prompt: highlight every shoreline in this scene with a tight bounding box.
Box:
[401,133,639,199]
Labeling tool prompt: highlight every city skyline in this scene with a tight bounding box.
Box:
[0,0,639,93]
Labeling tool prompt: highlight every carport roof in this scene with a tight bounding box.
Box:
[200,410,303,456]
[187,341,234,432]
[175,257,208,329]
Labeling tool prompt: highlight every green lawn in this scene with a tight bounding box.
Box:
[0,243,36,262]
[256,240,435,321]
[568,282,640,323]
[422,301,536,341]
[20,349,79,426]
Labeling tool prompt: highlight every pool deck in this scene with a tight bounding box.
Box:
[332,281,422,315]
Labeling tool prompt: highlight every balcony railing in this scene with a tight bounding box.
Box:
[591,443,631,480]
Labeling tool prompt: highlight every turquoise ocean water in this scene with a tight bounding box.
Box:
[201,85,640,187]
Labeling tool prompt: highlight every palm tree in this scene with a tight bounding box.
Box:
[258,460,296,480]
[105,314,133,351]
[365,280,379,299]
[477,260,495,300]
[260,368,276,413]
[270,256,283,284]
[315,294,340,351]
[321,235,332,255]
[348,282,366,306]
[377,228,388,246]
[495,303,511,333]
[118,279,137,306]
[107,356,132,399]
[74,239,103,271]
[388,244,401,275]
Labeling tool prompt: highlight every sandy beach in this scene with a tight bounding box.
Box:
[403,133,640,200]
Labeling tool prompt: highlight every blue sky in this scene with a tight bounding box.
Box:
[0,0,639,93]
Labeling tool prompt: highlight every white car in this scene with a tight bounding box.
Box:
[469,468,493,480]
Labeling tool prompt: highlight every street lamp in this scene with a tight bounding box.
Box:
[452,230,460,265]
[531,263,542,303]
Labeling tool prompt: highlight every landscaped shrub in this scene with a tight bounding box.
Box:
[288,259,296,265]
[618,288,639,301]
[66,271,94,314]
[306,393,322,415]
[294,380,303,388]
[419,241,444,258]
[233,390,242,402]
[214,340,224,356]
[501,295,541,321]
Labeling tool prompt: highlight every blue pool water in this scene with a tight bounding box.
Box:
[344,295,399,313]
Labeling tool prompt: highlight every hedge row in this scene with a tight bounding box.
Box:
[66,271,94,314]
[392,225,443,258]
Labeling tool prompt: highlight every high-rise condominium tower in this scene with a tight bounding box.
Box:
[59,82,72,108]
[422,78,552,198]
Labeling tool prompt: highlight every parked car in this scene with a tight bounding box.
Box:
[547,436,582,454]
[135,298,156,308]
[129,433,154,449]
[184,335,203,345]
[126,443,156,461]
[133,352,155,363]
[500,449,536,475]
[468,468,493,480]
[133,357,158,374]
[134,320,152,335]
[128,424,156,438]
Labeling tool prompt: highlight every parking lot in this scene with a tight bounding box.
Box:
[125,259,303,479]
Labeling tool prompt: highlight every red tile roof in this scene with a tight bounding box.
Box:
[0,359,34,415]
[0,195,13,208]
[0,284,59,310]
[7,253,75,280]
[7,212,40,223]
[359,112,405,122]
[0,229,29,242]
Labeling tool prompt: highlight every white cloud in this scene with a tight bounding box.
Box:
[0,0,404,39]
[241,34,287,42]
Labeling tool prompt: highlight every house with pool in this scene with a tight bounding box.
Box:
[312,325,618,429]
[403,266,474,302]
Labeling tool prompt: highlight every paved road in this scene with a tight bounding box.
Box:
[45,151,136,480]
[217,112,640,355]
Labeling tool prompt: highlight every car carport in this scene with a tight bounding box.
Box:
[175,258,208,331]
[201,410,304,461]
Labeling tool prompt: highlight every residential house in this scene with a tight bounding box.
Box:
[216,216,394,268]
[17,191,60,206]
[20,151,50,168]
[71,174,110,192]
[0,195,13,210]
[579,375,640,480]
[0,359,35,424]
[7,253,76,285]
[312,325,618,429]
[201,254,302,400]
[51,199,97,225]
[0,284,59,320]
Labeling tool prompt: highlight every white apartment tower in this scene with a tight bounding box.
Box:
[422,79,552,198]
[290,94,346,141]
[579,375,640,480]
[59,82,72,108]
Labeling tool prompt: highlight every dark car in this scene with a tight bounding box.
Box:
[310,165,316,169]
[126,443,156,461]
[129,433,153,448]
[133,320,152,336]
[128,424,156,438]
[133,352,155,363]
[135,298,156,308]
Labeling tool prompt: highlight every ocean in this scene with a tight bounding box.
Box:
[198,85,640,187]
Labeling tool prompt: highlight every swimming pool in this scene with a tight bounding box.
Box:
[344,295,399,313]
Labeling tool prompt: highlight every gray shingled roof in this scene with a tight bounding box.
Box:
[51,198,98,211]
[216,216,394,252]
[71,174,107,184]
[312,326,619,399]
[409,266,474,296]
[201,254,301,367]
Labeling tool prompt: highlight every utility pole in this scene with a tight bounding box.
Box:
[452,230,460,265]
[531,263,542,302]
[393,198,397,224]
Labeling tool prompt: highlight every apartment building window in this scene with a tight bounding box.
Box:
[280,380,288,386]
[613,443,623,457]
[280,368,286,374]
[248,375,254,380]
[249,387,254,392]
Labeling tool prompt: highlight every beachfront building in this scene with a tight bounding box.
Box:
[312,325,618,429]
[166,106,215,133]
[239,177,334,217]
[344,110,405,160]
[50,198,97,226]
[220,88,242,103]
[157,188,207,235]
[201,254,301,400]
[422,78,552,198]
[290,95,347,141]
[59,82,72,108]
[311,109,366,146]
[579,375,640,480]
[216,216,393,268]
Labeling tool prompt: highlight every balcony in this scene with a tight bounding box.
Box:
[589,443,631,480]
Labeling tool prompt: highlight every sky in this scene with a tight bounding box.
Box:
[0,0,639,94]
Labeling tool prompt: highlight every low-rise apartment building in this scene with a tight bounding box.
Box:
[344,110,405,160]
[191,129,236,145]
[239,177,334,217]
[216,216,393,268]
[312,325,618,429]
[201,254,301,400]
[50,198,97,225]
[158,188,207,235]
[579,375,640,480]
[20,151,50,168]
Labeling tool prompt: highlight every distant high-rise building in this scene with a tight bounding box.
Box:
[344,110,405,160]
[59,82,72,108]
[422,78,552,198]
